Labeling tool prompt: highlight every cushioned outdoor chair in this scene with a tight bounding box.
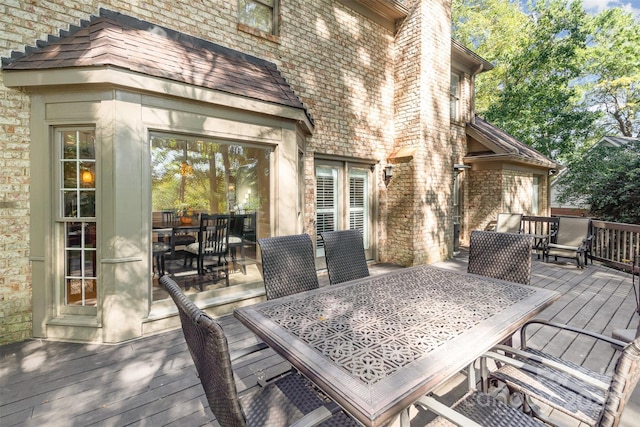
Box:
[482,319,640,427]
[160,275,358,427]
[495,212,523,234]
[320,229,369,285]
[544,216,592,268]
[468,230,534,285]
[258,234,319,300]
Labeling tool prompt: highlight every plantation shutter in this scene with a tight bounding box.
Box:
[349,169,368,248]
[316,167,338,254]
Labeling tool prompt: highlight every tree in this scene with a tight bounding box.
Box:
[554,139,640,224]
[582,8,640,138]
[484,0,600,161]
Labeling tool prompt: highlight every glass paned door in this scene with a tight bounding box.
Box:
[315,161,372,264]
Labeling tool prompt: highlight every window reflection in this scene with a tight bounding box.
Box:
[150,134,270,301]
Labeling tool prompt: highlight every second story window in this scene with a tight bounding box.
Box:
[450,72,460,122]
[238,0,278,35]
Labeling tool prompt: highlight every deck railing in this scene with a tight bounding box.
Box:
[590,220,640,272]
[520,215,640,273]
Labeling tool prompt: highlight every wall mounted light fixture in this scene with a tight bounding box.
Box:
[383,164,394,181]
[453,164,470,173]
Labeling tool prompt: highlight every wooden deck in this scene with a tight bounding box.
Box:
[2,253,639,426]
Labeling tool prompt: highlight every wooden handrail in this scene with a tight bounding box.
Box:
[520,215,640,273]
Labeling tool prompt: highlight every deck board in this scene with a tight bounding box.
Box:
[2,255,639,426]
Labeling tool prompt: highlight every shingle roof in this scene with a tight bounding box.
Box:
[466,115,557,168]
[2,9,311,123]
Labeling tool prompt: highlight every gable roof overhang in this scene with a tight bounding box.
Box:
[2,9,314,134]
[336,0,409,32]
[451,39,494,75]
[465,116,559,170]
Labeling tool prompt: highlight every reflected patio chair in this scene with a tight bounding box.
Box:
[543,216,592,268]
[161,210,196,259]
[184,214,229,289]
[258,234,319,300]
[495,212,523,233]
[160,275,358,427]
[481,319,640,427]
[320,229,369,285]
[468,230,534,285]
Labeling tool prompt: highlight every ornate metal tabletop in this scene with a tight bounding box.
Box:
[235,265,559,427]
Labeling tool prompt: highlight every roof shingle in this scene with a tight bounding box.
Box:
[2,9,310,122]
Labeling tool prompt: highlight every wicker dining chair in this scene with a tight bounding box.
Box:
[258,234,319,300]
[160,275,358,427]
[320,229,369,285]
[482,319,640,427]
[415,381,542,426]
[467,230,534,285]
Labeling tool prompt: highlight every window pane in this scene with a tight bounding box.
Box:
[79,191,95,217]
[63,162,77,188]
[150,134,271,301]
[238,0,274,33]
[64,221,97,306]
[349,169,369,248]
[315,167,338,254]
[62,131,77,159]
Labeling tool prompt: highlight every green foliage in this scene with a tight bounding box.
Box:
[555,140,640,223]
[583,8,640,137]
[452,0,640,163]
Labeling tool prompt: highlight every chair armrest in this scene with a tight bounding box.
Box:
[487,347,609,394]
[520,319,626,350]
[414,395,483,427]
[544,243,579,251]
[289,402,343,427]
[229,342,269,362]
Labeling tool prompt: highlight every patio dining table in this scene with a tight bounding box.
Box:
[234,264,559,427]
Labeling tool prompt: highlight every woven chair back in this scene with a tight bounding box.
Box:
[599,336,640,427]
[160,275,246,426]
[468,230,534,285]
[258,234,319,300]
[495,213,523,234]
[320,229,369,285]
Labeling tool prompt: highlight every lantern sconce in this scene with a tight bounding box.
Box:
[383,164,394,181]
[453,164,470,174]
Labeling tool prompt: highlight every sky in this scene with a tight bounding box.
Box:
[581,0,640,15]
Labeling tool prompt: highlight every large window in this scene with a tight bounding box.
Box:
[150,134,270,301]
[315,161,372,263]
[238,0,278,34]
[58,128,97,307]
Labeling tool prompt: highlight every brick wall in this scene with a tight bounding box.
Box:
[466,168,550,239]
